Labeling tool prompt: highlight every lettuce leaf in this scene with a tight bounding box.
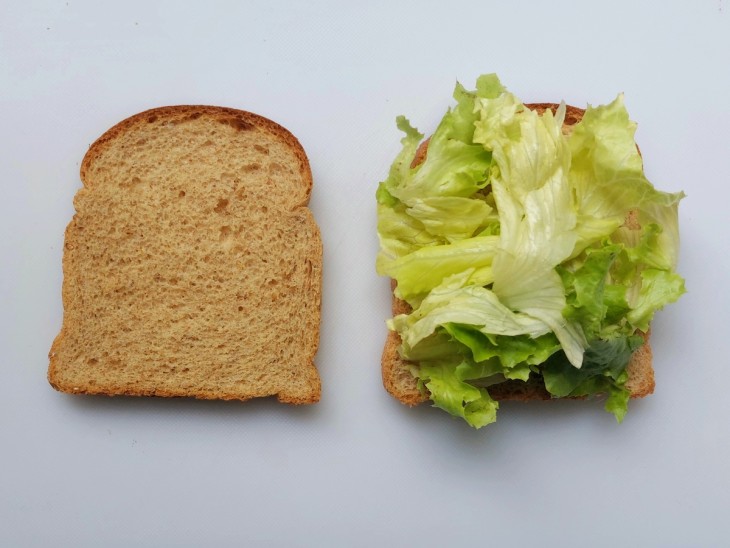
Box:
[418,360,500,428]
[627,269,686,331]
[380,116,424,202]
[376,74,685,428]
[405,196,495,243]
[475,98,587,367]
[381,83,493,206]
[558,243,629,339]
[542,336,642,422]
[390,272,552,353]
[568,95,685,259]
[375,199,440,263]
[379,236,499,305]
[443,323,560,369]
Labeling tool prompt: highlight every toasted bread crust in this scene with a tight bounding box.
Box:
[49,106,322,403]
[382,102,655,406]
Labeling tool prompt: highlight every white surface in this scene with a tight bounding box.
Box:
[1,1,728,546]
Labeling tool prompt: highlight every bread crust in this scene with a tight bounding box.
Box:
[49,105,322,404]
[79,105,314,206]
[381,102,655,406]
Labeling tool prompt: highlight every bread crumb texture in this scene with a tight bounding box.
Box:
[49,106,322,403]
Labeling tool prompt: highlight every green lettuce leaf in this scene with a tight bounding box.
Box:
[474,98,587,367]
[380,116,424,201]
[379,236,499,305]
[389,272,552,353]
[605,382,631,423]
[559,243,629,339]
[627,269,686,331]
[542,335,643,402]
[443,323,560,369]
[638,199,682,270]
[542,336,644,422]
[405,196,494,243]
[382,80,493,206]
[376,80,497,271]
[418,360,500,428]
[375,200,441,265]
[568,95,685,259]
[391,141,491,204]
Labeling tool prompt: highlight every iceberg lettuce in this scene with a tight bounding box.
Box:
[376,74,685,428]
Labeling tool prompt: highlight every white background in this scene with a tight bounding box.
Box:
[2,1,728,546]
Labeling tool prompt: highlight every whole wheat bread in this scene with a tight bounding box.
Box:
[382,103,655,406]
[49,106,322,403]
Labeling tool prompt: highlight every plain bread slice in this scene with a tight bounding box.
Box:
[49,106,322,404]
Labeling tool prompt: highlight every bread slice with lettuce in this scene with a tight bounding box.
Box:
[376,75,685,428]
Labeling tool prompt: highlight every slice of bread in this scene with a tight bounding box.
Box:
[382,103,655,406]
[49,106,322,404]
